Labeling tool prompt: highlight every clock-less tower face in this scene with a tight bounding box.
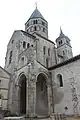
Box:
[25,8,48,38]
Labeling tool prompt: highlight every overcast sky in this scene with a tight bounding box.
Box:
[0,0,80,68]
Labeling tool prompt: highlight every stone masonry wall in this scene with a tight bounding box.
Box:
[51,59,80,115]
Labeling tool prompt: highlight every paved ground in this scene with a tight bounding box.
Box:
[68,117,80,120]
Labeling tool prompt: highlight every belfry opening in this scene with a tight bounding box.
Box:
[36,73,48,116]
[19,74,26,114]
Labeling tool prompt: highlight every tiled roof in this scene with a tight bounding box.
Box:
[48,54,80,70]
[27,8,46,22]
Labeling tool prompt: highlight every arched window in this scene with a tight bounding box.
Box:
[46,58,48,68]
[12,40,14,44]
[27,43,30,48]
[9,51,12,64]
[27,29,29,32]
[33,20,36,24]
[23,41,26,49]
[34,26,37,31]
[43,46,46,55]
[27,23,29,27]
[59,41,60,45]
[31,45,33,47]
[0,94,2,99]
[63,51,65,55]
[61,40,62,44]
[42,21,45,26]
[48,48,50,56]
[36,20,37,24]
[21,57,24,66]
[57,74,63,87]
[43,28,45,32]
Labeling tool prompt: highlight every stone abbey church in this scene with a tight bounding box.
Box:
[0,7,80,118]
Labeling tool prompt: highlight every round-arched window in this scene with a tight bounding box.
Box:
[57,74,63,87]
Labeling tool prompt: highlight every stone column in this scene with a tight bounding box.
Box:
[27,75,37,117]
[33,82,36,117]
[47,72,54,115]
[26,78,29,116]
[47,85,52,115]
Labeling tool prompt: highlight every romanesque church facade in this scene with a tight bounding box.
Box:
[0,7,80,117]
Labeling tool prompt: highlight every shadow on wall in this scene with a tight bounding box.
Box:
[53,87,64,104]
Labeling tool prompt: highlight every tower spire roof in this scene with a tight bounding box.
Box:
[35,2,37,9]
[60,27,63,35]
[56,27,70,42]
[27,8,46,22]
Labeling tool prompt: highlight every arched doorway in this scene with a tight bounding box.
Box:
[36,73,48,116]
[19,74,26,114]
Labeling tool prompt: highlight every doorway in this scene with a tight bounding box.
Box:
[19,74,26,114]
[36,73,48,116]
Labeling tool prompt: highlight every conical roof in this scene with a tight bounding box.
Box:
[56,27,70,42]
[27,8,46,22]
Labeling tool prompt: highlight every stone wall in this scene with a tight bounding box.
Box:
[0,67,10,110]
[51,58,80,115]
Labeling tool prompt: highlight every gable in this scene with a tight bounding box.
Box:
[0,67,10,78]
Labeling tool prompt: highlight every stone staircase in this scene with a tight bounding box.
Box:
[3,113,67,120]
[3,115,25,120]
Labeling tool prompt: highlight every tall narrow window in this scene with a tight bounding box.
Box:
[43,46,46,55]
[46,58,48,68]
[61,40,62,44]
[48,48,50,56]
[36,20,37,24]
[57,74,63,87]
[42,21,45,26]
[0,80,1,87]
[0,95,1,99]
[27,29,28,32]
[34,26,37,31]
[27,23,29,27]
[27,43,30,48]
[43,28,45,32]
[23,41,26,49]
[9,51,12,64]
[59,41,60,45]
[33,20,36,24]
[21,57,24,66]
[63,51,65,55]
[12,40,14,44]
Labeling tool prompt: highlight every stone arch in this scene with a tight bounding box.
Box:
[36,72,49,83]
[18,73,26,114]
[36,73,48,116]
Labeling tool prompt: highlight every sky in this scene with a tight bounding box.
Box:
[0,0,80,68]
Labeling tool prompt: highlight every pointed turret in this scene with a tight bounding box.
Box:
[28,7,46,22]
[25,8,48,38]
[60,27,63,35]
[56,27,73,61]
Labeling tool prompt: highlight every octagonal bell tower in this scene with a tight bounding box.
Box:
[56,28,73,61]
[25,7,48,38]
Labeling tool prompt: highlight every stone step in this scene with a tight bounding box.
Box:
[3,114,67,120]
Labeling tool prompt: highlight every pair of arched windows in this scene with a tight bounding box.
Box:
[23,42,30,49]
[33,20,37,24]
[57,74,63,87]
[43,46,50,56]
[59,40,62,45]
